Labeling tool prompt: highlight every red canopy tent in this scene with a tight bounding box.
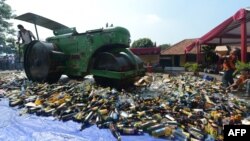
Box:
[185,8,250,62]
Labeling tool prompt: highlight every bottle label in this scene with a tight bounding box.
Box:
[200,118,208,125]
[99,109,108,115]
[123,128,135,134]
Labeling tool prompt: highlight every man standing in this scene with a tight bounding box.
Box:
[16,24,36,69]
[220,49,238,88]
[17,24,36,45]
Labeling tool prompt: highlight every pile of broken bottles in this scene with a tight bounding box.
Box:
[0,72,250,141]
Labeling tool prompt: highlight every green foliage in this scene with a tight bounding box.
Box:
[6,37,15,44]
[131,38,154,48]
[0,46,16,54]
[235,61,250,72]
[184,62,199,72]
[202,45,215,52]
[202,45,218,65]
[159,43,171,50]
[0,0,16,48]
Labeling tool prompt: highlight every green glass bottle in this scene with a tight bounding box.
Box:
[119,127,143,135]
[80,111,95,130]
[151,126,173,137]
[109,122,121,141]
[140,120,157,130]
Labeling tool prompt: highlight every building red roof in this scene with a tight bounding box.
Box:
[161,39,197,55]
[130,47,161,55]
[160,38,250,56]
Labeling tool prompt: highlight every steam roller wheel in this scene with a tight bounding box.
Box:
[67,75,83,80]
[24,41,61,83]
[93,76,133,89]
[92,52,134,89]
[93,52,134,71]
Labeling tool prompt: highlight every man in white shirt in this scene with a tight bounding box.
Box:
[16,24,36,64]
[17,24,36,44]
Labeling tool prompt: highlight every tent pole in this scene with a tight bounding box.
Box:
[240,16,247,62]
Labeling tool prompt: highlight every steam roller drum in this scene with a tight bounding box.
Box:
[93,52,134,72]
[24,41,61,83]
[93,52,135,88]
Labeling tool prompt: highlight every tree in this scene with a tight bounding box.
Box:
[131,38,154,48]
[159,43,171,50]
[202,45,218,66]
[0,0,16,47]
[6,37,15,45]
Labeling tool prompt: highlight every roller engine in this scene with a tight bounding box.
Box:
[15,13,145,87]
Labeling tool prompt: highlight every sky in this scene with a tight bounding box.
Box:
[6,0,250,45]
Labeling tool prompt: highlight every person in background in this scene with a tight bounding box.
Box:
[0,58,2,70]
[10,55,15,70]
[217,49,238,88]
[7,55,11,70]
[3,56,7,70]
[246,77,250,97]
[15,54,21,70]
[226,68,249,92]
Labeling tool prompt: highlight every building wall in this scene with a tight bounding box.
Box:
[160,55,172,67]
[247,53,250,62]
[180,55,186,66]
[160,55,181,67]
[160,54,206,67]
[186,54,196,62]
[137,54,160,64]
